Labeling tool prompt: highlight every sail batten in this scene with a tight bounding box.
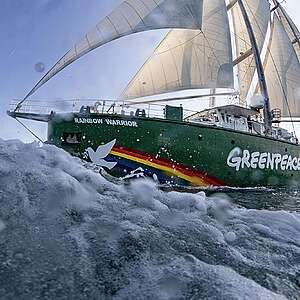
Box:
[233,48,253,66]
[122,0,233,100]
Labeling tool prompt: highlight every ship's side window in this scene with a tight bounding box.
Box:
[62,133,82,145]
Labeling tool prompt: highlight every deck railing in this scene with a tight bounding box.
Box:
[9,99,198,120]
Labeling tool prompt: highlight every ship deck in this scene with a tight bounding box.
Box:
[7,99,299,145]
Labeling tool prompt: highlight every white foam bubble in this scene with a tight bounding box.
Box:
[224,231,237,243]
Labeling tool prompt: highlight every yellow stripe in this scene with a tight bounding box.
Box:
[111,150,209,186]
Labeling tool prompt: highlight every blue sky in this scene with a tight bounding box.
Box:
[1,0,300,141]
[0,0,164,141]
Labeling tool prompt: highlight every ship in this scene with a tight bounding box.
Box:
[7,0,300,187]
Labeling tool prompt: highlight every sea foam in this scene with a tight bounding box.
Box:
[0,139,299,299]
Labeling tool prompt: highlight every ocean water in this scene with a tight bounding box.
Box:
[0,139,299,300]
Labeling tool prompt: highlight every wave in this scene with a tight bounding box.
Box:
[0,139,299,299]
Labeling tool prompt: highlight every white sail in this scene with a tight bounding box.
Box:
[264,15,300,117]
[232,0,270,103]
[122,0,233,100]
[24,0,204,99]
[276,5,300,62]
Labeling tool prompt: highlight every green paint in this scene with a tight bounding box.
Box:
[48,113,300,187]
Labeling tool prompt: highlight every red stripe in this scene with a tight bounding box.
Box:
[112,145,224,186]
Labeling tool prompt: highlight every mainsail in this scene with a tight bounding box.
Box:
[231,0,270,104]
[23,0,204,100]
[122,0,233,100]
[264,15,300,117]
[15,0,300,123]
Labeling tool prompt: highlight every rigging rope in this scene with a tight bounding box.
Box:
[15,118,44,143]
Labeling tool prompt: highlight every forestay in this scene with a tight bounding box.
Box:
[232,0,270,104]
[264,15,300,117]
[22,0,204,100]
[122,0,233,100]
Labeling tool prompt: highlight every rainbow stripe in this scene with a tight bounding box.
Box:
[110,145,224,186]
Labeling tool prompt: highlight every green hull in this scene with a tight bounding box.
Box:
[48,113,300,187]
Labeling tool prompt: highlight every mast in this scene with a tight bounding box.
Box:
[237,0,273,133]
[209,89,216,108]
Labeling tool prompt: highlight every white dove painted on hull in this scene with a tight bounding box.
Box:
[85,139,117,170]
